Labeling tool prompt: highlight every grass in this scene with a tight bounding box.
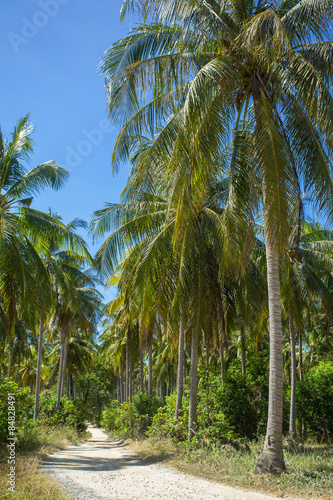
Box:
[130,437,333,500]
[0,425,90,500]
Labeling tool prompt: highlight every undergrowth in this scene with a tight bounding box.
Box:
[0,424,90,500]
[130,436,333,500]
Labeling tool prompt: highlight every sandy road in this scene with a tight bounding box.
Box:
[43,426,289,500]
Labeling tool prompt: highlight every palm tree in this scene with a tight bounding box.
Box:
[281,220,333,438]
[101,0,333,473]
[0,115,68,336]
[33,215,94,417]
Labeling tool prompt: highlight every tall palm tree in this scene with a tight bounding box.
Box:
[0,115,68,334]
[101,0,333,473]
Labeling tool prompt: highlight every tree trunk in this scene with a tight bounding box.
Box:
[139,341,144,393]
[34,319,44,420]
[57,326,69,409]
[125,345,129,402]
[188,328,199,441]
[240,322,246,375]
[175,322,185,419]
[120,369,124,403]
[205,331,211,424]
[68,369,73,400]
[255,180,285,475]
[14,362,20,383]
[60,333,68,401]
[219,309,226,386]
[299,330,303,381]
[56,337,65,409]
[129,357,133,403]
[148,339,153,396]
[73,369,77,401]
[289,314,297,439]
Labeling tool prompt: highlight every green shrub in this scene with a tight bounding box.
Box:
[0,378,33,446]
[148,392,188,442]
[38,392,87,432]
[101,393,164,438]
[296,361,333,441]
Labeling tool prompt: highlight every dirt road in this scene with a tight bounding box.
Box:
[43,426,287,500]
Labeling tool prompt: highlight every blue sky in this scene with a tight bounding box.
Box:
[1,0,135,299]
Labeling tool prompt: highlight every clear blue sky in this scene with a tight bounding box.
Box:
[1,0,135,299]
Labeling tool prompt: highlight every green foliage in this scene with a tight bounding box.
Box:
[38,391,87,432]
[101,392,164,437]
[148,392,189,442]
[296,361,333,441]
[0,379,87,450]
[76,364,116,425]
[0,378,33,445]
[149,357,272,444]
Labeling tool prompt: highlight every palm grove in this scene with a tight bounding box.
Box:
[1,0,333,479]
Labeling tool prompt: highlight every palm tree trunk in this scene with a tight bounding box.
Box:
[56,338,65,409]
[289,314,297,439]
[57,327,69,409]
[188,328,199,441]
[34,319,44,420]
[66,369,70,398]
[240,322,246,375]
[74,369,77,401]
[175,322,185,419]
[219,309,226,386]
[299,330,303,381]
[183,350,186,395]
[129,357,133,403]
[139,341,144,393]
[205,331,211,424]
[255,181,285,475]
[60,333,68,400]
[125,345,129,402]
[120,369,124,403]
[148,339,153,396]
[14,362,20,383]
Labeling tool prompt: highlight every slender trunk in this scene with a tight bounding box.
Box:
[68,369,73,400]
[129,357,133,403]
[188,328,199,441]
[289,314,297,439]
[120,369,124,403]
[73,369,77,401]
[57,326,69,409]
[175,322,185,419]
[298,330,306,440]
[220,310,226,386]
[66,369,70,398]
[34,319,44,420]
[205,331,211,424]
[299,330,303,381]
[148,340,153,396]
[240,322,246,375]
[56,338,65,409]
[125,346,129,402]
[139,341,144,393]
[183,348,186,395]
[60,333,68,400]
[14,362,20,383]
[116,367,120,401]
[255,179,285,475]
